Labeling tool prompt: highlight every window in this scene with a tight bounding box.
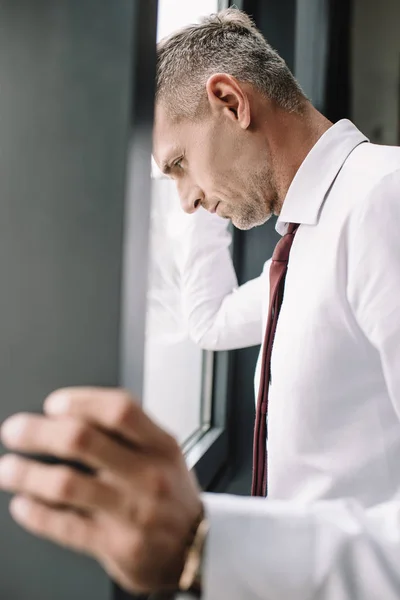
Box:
[156,0,221,39]
[143,178,211,447]
[142,1,229,479]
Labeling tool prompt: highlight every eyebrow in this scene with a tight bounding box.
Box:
[161,160,172,175]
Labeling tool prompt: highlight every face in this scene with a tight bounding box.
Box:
[153,80,279,230]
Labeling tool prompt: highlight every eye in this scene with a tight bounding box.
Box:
[174,157,184,169]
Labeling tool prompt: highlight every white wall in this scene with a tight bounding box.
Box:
[352,0,400,145]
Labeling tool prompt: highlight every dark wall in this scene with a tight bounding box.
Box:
[324,0,353,122]
[0,1,137,597]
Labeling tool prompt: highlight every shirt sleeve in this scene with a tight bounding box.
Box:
[201,492,400,600]
[347,169,400,418]
[176,207,265,351]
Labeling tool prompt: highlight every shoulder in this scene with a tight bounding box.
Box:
[348,167,400,231]
[345,168,400,276]
[328,143,400,232]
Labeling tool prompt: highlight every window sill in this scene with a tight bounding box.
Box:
[184,426,227,490]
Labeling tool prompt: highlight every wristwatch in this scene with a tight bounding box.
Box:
[179,510,209,597]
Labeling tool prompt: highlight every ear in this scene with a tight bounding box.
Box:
[205,74,251,129]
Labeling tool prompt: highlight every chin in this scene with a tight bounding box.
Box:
[232,220,254,231]
[232,212,272,231]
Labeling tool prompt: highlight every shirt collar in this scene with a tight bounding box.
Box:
[276,119,369,235]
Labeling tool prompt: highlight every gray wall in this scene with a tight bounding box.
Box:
[352,0,400,144]
[0,1,136,597]
[295,0,329,110]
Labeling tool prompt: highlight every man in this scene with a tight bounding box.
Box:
[1,7,400,599]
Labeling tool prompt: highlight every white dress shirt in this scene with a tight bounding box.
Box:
[178,120,400,598]
[176,204,265,352]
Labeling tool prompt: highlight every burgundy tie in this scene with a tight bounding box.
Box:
[251,223,299,497]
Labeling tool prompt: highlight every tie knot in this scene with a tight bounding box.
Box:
[272,223,299,263]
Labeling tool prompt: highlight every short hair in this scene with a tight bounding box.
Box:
[156,7,306,119]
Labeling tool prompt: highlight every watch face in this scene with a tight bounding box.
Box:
[189,580,202,598]
[146,593,177,599]
[180,585,201,599]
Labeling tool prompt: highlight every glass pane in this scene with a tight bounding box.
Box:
[156,0,220,40]
[143,0,219,446]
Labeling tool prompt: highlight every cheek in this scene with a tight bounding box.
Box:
[191,127,238,195]
[190,155,218,194]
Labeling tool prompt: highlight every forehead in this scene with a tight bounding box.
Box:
[152,103,186,168]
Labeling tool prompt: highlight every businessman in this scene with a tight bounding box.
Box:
[2,8,400,599]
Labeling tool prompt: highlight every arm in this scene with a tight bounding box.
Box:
[347,169,400,417]
[3,389,400,599]
[176,207,267,351]
[202,492,400,600]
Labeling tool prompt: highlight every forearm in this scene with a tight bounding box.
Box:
[201,492,400,600]
[178,208,264,350]
[183,275,264,351]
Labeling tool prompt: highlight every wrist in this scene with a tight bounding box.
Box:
[179,505,209,597]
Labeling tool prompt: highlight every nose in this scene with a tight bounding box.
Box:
[176,179,203,214]
[182,196,201,214]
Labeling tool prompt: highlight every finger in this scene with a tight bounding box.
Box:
[0,454,118,513]
[1,413,140,477]
[9,495,100,558]
[44,388,177,454]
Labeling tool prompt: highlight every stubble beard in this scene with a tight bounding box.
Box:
[232,169,278,231]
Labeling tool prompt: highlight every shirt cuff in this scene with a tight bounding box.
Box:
[200,492,314,600]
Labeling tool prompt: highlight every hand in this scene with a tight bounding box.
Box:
[0,388,203,594]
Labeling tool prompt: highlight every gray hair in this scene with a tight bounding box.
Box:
[156,7,306,119]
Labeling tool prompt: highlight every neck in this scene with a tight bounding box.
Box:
[264,103,332,214]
